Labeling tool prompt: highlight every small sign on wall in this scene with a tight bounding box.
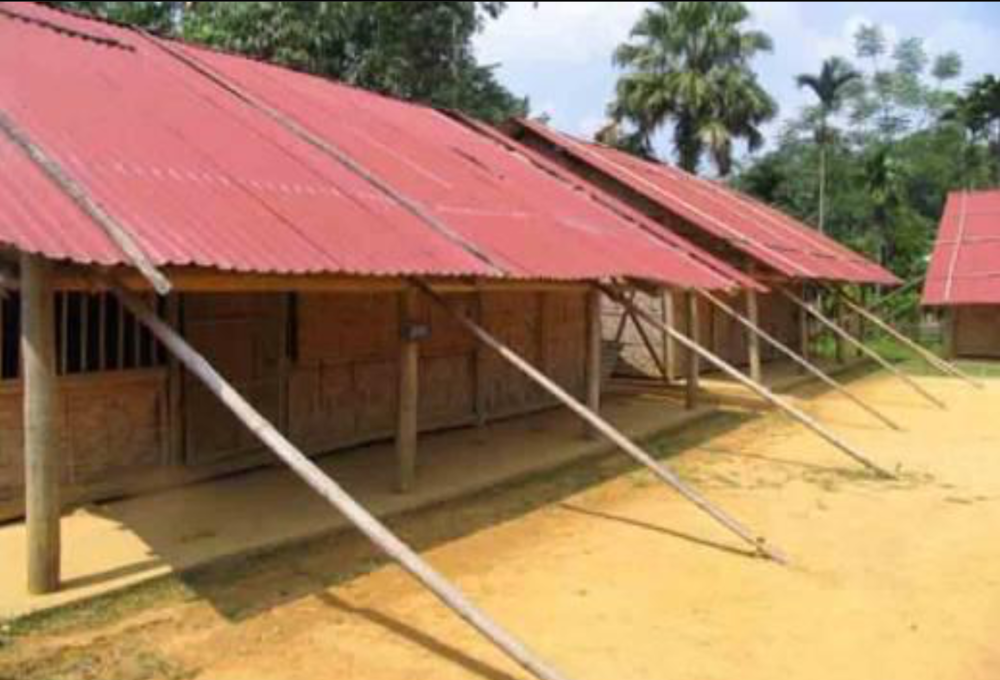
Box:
[400,323,431,342]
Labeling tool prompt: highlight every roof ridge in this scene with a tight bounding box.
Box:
[1,4,134,51]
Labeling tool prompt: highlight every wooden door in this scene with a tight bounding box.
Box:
[183,294,284,467]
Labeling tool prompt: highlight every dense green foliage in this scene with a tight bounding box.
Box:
[608,1,776,176]
[41,2,1000,285]
[43,1,527,122]
[734,23,995,281]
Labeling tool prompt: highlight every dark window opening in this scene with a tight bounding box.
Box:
[0,292,168,381]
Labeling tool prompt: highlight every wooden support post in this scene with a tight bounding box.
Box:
[584,288,602,439]
[166,295,185,465]
[22,254,60,595]
[943,308,957,360]
[699,290,901,431]
[684,292,700,410]
[473,292,488,427]
[108,280,571,680]
[661,292,676,383]
[396,289,420,493]
[832,288,983,389]
[746,289,762,383]
[798,288,811,373]
[415,280,784,562]
[834,293,846,364]
[611,286,895,479]
[782,288,947,409]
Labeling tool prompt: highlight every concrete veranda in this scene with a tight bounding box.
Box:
[0,390,716,620]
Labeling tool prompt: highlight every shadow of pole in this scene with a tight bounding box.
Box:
[315,591,524,680]
[557,503,764,562]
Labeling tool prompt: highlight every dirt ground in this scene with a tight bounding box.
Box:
[3,369,1000,680]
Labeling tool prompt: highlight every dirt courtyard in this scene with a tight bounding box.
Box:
[3,369,1000,680]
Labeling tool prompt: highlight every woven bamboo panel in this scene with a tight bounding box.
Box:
[0,391,24,505]
[543,292,586,396]
[297,293,397,365]
[479,292,546,415]
[65,375,167,486]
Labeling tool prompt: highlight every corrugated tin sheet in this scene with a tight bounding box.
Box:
[511,119,900,287]
[923,190,1000,306]
[0,3,749,291]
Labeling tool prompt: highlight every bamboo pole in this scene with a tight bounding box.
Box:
[107,280,571,680]
[661,292,676,383]
[22,254,60,594]
[684,292,700,410]
[607,286,896,479]
[415,280,786,564]
[699,291,901,431]
[0,112,171,295]
[584,289,602,439]
[831,288,983,389]
[396,289,420,493]
[782,288,947,409]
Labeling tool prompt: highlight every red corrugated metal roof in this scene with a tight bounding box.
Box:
[0,3,749,292]
[923,190,1000,306]
[512,119,900,287]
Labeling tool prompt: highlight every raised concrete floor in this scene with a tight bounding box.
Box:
[0,392,715,620]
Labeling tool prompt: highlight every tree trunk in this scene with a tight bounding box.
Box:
[818,143,827,234]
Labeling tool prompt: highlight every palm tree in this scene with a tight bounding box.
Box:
[796,57,861,234]
[609,2,777,176]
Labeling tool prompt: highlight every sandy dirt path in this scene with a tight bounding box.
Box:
[3,371,1000,680]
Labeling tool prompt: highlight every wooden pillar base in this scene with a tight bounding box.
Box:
[584,289,602,438]
[684,292,700,410]
[746,289,762,383]
[22,253,61,595]
[396,289,420,494]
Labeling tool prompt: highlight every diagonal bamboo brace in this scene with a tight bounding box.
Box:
[606,285,896,480]
[108,280,573,680]
[782,288,947,410]
[698,289,902,431]
[414,280,787,564]
[830,287,984,390]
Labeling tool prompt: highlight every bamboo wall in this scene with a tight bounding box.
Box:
[608,291,800,378]
[0,289,589,522]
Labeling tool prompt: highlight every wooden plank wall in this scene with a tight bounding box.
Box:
[953,306,1000,358]
[0,289,589,523]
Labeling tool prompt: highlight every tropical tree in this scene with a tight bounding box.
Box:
[609,1,777,176]
[45,1,527,123]
[947,75,1000,184]
[796,57,861,233]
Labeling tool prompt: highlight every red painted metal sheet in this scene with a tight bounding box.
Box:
[923,190,1000,306]
[0,3,750,292]
[514,119,900,287]
[0,3,493,279]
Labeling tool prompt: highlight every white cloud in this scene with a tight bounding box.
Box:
[475,2,997,156]
[476,2,649,66]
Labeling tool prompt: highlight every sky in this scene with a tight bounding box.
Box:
[475,2,1000,159]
